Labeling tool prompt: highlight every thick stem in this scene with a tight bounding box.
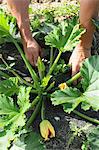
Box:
[11,38,39,87]
[46,81,55,92]
[31,89,38,94]
[41,100,45,121]
[49,47,54,69]
[30,96,40,109]
[73,110,99,124]
[47,51,62,76]
[26,98,42,127]
[66,72,81,85]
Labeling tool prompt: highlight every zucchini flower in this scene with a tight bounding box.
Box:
[40,120,55,141]
[58,83,68,90]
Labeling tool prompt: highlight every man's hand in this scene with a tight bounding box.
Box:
[23,39,41,66]
[69,46,91,76]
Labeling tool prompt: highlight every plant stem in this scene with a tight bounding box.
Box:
[11,38,39,87]
[47,51,62,76]
[73,110,99,124]
[49,47,53,68]
[26,98,42,127]
[66,72,81,85]
[41,100,45,121]
[46,81,55,92]
[30,96,40,109]
[31,89,38,94]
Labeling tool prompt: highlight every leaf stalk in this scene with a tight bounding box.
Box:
[47,51,62,76]
[73,110,99,124]
[66,72,81,85]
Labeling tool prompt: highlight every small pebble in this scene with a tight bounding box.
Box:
[54,116,60,121]
[7,56,15,60]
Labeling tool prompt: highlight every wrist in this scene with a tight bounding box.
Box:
[75,42,91,52]
[26,38,36,46]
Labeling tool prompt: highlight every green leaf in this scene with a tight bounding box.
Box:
[0,77,19,96]
[0,11,17,44]
[81,55,99,91]
[0,94,25,128]
[0,94,19,116]
[31,16,41,31]
[18,86,31,113]
[0,129,45,150]
[11,132,46,150]
[0,11,10,34]
[51,55,99,113]
[0,129,27,150]
[45,16,85,52]
[0,86,31,128]
[63,24,85,51]
[0,130,14,150]
[80,55,99,111]
[51,87,81,105]
[88,126,99,150]
[51,87,82,113]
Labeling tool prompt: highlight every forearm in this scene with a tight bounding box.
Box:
[7,0,41,66]
[7,0,32,42]
[79,0,99,50]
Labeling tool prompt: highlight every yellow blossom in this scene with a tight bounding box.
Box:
[40,120,55,141]
[58,83,68,90]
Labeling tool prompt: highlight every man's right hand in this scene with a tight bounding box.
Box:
[23,38,41,66]
[69,45,91,76]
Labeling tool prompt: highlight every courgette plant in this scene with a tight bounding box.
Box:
[0,11,87,148]
[51,18,99,125]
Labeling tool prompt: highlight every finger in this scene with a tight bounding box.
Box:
[26,54,35,66]
[72,65,79,77]
[33,53,38,66]
[29,56,35,66]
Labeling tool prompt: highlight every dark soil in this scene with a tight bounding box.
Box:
[45,102,89,150]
